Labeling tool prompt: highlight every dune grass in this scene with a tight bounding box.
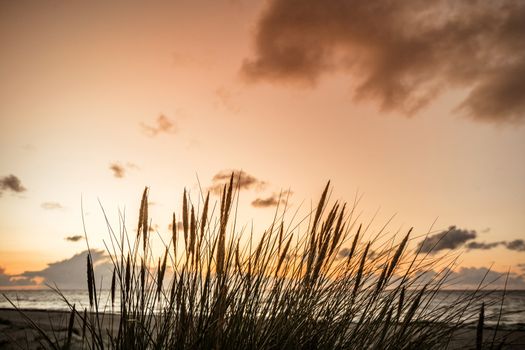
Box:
[4,175,508,349]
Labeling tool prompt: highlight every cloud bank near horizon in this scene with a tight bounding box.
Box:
[1,250,523,290]
[0,250,112,290]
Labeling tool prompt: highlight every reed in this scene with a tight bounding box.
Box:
[6,177,510,349]
[477,302,485,350]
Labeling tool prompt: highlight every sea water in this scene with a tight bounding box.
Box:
[1,289,524,326]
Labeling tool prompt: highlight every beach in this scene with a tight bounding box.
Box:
[1,308,524,349]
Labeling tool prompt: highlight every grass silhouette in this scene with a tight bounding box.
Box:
[4,174,508,349]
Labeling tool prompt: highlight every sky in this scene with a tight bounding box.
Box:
[1,0,524,289]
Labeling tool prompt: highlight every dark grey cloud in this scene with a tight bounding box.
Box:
[141,114,176,136]
[242,0,525,123]
[505,239,525,252]
[417,226,477,254]
[251,191,292,208]
[209,170,266,194]
[65,235,84,242]
[41,201,63,210]
[0,174,27,196]
[463,239,525,252]
[465,241,502,251]
[418,226,525,254]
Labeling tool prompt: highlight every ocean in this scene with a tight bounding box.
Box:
[1,289,524,327]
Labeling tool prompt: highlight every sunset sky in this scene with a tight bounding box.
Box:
[1,0,524,289]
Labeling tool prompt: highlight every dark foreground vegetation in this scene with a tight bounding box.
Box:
[3,176,519,349]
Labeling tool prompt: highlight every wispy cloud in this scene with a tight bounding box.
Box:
[141,114,176,136]
[148,224,160,233]
[0,174,27,196]
[243,0,525,123]
[208,170,266,194]
[41,201,64,210]
[251,191,292,208]
[109,162,138,179]
[65,235,84,242]
[168,221,184,232]
[109,163,125,178]
[215,86,240,113]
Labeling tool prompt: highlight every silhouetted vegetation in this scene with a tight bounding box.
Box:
[4,176,510,349]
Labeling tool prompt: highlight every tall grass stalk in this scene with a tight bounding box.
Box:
[5,177,509,349]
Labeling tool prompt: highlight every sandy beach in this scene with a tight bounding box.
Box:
[1,308,524,349]
[0,308,119,349]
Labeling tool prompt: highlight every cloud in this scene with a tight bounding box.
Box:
[17,250,111,289]
[251,196,281,208]
[141,114,176,136]
[251,191,292,208]
[0,174,27,196]
[215,86,240,113]
[417,267,525,289]
[417,226,477,254]
[109,163,125,178]
[148,224,160,233]
[109,162,138,179]
[41,201,64,210]
[451,267,525,289]
[463,238,525,252]
[0,267,35,287]
[242,0,525,123]
[0,250,112,289]
[418,226,525,254]
[65,235,84,242]
[209,170,266,194]
[338,248,353,259]
[505,239,525,252]
[465,241,502,250]
[168,221,184,232]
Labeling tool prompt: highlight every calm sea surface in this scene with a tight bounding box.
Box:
[1,289,524,326]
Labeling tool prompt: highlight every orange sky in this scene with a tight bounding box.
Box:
[1,0,524,288]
